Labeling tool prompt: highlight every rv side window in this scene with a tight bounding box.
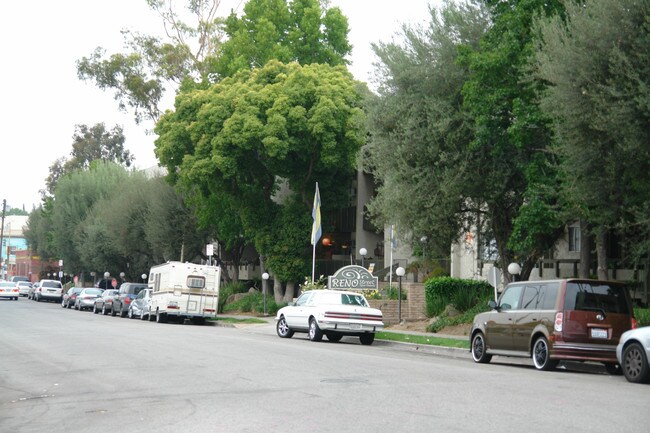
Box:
[187,276,205,289]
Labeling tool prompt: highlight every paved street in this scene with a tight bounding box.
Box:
[1,298,648,433]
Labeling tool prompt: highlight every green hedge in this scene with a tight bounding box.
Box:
[223,292,285,315]
[218,281,249,313]
[424,277,494,317]
[635,308,650,327]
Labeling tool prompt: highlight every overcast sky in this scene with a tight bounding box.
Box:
[1,0,436,212]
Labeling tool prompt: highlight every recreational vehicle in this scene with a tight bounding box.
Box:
[148,261,221,325]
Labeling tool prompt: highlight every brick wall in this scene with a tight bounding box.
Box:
[368,282,427,325]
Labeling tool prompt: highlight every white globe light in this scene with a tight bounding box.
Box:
[141,273,148,281]
[359,248,367,256]
[104,272,110,279]
[262,272,270,280]
[396,266,405,277]
[507,262,522,275]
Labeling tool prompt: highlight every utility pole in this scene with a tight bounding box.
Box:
[0,199,6,280]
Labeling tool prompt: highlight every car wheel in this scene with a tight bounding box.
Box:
[308,318,323,342]
[148,309,156,322]
[101,304,107,315]
[471,332,492,364]
[93,304,98,314]
[36,295,41,302]
[276,316,294,338]
[120,308,127,318]
[128,308,134,319]
[326,332,342,343]
[111,306,117,317]
[140,309,146,320]
[191,317,206,326]
[156,309,167,323]
[61,300,66,308]
[622,342,650,384]
[532,336,558,371]
[359,333,375,345]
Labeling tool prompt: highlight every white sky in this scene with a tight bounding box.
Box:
[1,0,435,212]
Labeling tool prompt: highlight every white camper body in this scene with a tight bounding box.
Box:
[148,261,221,324]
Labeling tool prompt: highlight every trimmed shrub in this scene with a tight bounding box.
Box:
[635,307,650,327]
[218,281,249,314]
[424,277,494,317]
[222,292,285,315]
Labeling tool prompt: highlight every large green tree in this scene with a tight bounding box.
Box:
[534,0,650,278]
[44,123,133,197]
[457,0,565,281]
[155,60,365,301]
[212,0,351,78]
[365,0,490,261]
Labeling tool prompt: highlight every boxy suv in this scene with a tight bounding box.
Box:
[470,279,636,372]
[112,283,147,317]
[34,279,64,303]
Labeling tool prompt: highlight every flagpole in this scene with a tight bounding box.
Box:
[310,182,322,284]
[389,225,394,290]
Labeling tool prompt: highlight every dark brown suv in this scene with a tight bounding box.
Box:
[470,279,637,372]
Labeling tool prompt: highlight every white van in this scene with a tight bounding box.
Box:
[148,261,221,325]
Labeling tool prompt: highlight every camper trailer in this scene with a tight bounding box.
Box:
[148,261,221,325]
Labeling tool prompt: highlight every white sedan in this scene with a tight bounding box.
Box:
[275,290,384,345]
[616,325,650,384]
[0,281,20,300]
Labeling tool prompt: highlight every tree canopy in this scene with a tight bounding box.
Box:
[155,60,365,299]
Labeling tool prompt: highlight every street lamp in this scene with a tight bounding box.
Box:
[120,272,125,282]
[104,272,110,290]
[141,273,147,283]
[396,267,405,323]
[507,262,522,282]
[262,272,270,316]
[359,248,367,268]
[90,271,96,286]
[420,236,428,260]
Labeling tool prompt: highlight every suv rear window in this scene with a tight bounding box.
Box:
[564,282,629,314]
[122,284,146,295]
[42,281,62,288]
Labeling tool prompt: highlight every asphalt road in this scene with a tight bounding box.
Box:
[1,297,648,433]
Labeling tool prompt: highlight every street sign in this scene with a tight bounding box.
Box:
[206,244,214,256]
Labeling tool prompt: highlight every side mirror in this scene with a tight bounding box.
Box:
[488,299,498,310]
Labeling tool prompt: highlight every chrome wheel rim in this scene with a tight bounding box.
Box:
[278,318,289,336]
[534,340,548,368]
[472,335,485,360]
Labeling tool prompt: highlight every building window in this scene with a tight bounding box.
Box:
[568,226,580,252]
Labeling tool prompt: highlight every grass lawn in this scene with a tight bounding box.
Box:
[376,331,470,349]
[211,317,268,324]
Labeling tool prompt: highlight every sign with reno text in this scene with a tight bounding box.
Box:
[328,265,378,290]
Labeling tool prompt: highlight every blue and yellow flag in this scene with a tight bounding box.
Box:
[311,182,322,245]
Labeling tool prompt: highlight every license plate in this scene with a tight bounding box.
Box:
[349,323,362,330]
[591,328,608,339]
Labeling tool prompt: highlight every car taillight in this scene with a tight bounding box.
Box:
[125,298,131,304]
[554,312,563,332]
[632,317,637,330]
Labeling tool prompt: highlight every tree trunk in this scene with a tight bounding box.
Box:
[579,220,591,279]
[283,281,296,304]
[595,230,608,280]
[273,275,284,304]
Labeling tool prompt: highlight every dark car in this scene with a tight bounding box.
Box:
[112,283,147,317]
[62,287,84,308]
[93,289,119,315]
[470,278,636,372]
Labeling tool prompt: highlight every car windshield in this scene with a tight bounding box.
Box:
[85,289,103,295]
[42,281,62,288]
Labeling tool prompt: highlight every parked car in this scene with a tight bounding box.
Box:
[275,290,384,345]
[34,279,64,303]
[9,276,30,283]
[62,287,84,308]
[0,281,20,300]
[112,283,147,317]
[74,288,104,311]
[470,279,636,372]
[127,288,152,320]
[616,326,650,384]
[17,281,32,297]
[93,289,119,315]
[28,282,40,300]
